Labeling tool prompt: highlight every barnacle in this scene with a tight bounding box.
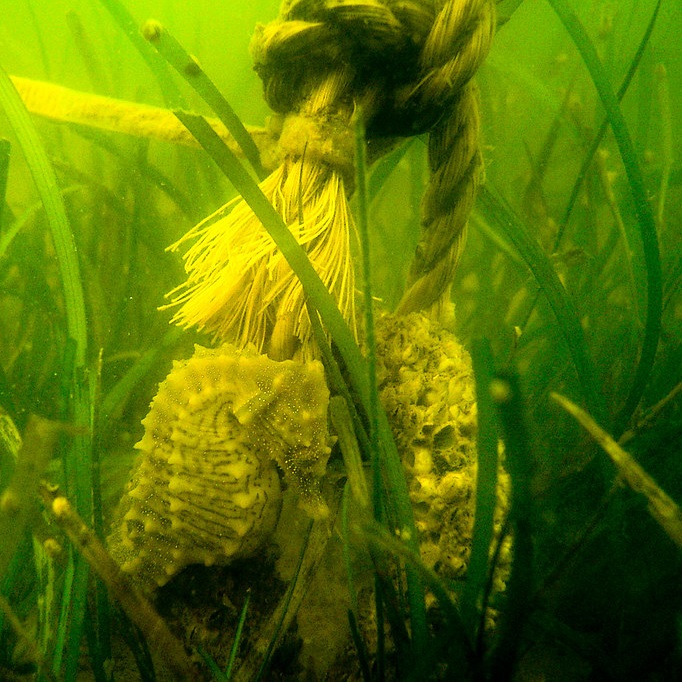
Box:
[375,312,511,595]
[107,343,332,591]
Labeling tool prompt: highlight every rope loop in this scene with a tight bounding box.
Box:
[251,0,494,141]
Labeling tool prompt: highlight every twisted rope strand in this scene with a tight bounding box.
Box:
[397,0,495,319]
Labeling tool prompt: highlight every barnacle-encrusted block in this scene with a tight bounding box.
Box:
[375,313,510,592]
[107,343,332,591]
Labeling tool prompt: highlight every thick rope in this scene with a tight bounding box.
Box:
[254,0,495,321]
[396,81,485,321]
[167,0,495,358]
[394,0,495,320]
[11,75,285,171]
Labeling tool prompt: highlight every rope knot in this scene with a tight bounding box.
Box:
[166,0,496,359]
[251,0,494,140]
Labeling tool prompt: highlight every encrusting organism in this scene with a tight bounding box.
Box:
[376,312,511,607]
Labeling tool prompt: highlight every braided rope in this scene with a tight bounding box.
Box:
[252,0,495,322]
[168,0,494,359]
[394,0,495,319]
[396,81,485,320]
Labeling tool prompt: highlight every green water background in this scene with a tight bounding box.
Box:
[0,0,681,679]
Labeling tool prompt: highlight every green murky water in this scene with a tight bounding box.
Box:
[1,1,681,679]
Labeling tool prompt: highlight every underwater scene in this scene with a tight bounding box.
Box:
[0,0,681,680]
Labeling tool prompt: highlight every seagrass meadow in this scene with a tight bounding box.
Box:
[0,0,681,680]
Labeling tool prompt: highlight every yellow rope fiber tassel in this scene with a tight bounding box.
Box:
[165,70,358,361]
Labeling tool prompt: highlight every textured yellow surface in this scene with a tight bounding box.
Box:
[375,313,510,589]
[107,343,332,591]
